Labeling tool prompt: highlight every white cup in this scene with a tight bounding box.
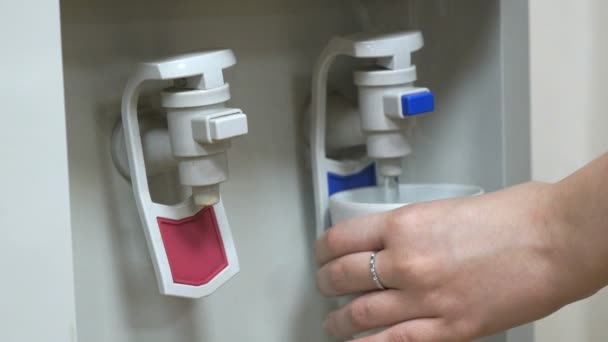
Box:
[327,183,484,338]
[329,183,484,223]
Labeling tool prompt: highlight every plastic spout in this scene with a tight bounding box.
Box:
[192,184,221,207]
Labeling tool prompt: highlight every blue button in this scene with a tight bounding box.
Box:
[401,91,435,116]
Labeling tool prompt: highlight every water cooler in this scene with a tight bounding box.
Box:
[59,0,532,341]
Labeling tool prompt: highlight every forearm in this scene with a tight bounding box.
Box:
[550,152,608,299]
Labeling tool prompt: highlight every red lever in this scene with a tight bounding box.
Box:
[157,207,228,286]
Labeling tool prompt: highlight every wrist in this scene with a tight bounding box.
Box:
[544,180,608,302]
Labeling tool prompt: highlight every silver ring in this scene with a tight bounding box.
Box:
[370,252,386,290]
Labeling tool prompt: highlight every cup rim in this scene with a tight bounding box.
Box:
[329,183,484,207]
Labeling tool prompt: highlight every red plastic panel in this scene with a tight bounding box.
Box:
[157,207,228,286]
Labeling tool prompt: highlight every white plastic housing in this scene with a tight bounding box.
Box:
[331,31,424,70]
[111,114,176,179]
[356,80,413,162]
[323,95,366,153]
[162,81,247,207]
[354,70,432,173]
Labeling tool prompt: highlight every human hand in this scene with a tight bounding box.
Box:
[315,182,587,341]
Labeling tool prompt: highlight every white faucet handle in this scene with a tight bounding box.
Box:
[136,49,236,89]
[332,31,424,70]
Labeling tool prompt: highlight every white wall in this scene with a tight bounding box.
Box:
[0,1,77,341]
[530,0,608,340]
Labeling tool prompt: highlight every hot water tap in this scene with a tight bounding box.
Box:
[114,50,247,298]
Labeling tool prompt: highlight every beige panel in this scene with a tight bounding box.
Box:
[0,0,77,341]
[531,0,608,341]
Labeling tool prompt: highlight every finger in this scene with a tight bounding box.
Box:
[351,318,452,342]
[316,213,387,266]
[324,290,430,339]
[317,251,395,297]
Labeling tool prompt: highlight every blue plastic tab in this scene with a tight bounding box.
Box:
[328,164,376,196]
[401,91,435,116]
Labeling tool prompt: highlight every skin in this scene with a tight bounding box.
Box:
[315,152,608,341]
